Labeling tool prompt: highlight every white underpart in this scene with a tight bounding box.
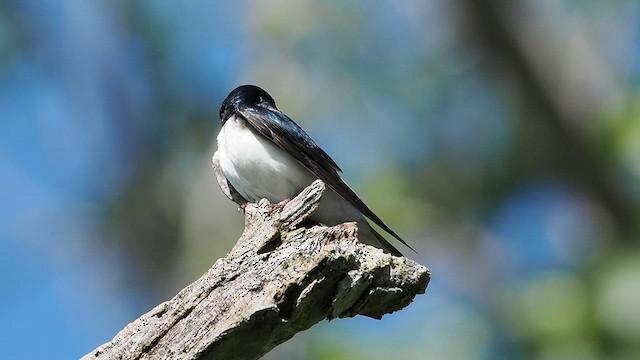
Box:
[216,115,315,203]
[215,115,378,247]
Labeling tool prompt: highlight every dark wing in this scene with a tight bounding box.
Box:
[370,226,403,257]
[237,103,415,253]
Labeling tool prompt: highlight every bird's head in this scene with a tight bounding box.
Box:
[219,85,277,123]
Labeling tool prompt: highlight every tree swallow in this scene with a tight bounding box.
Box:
[212,85,414,256]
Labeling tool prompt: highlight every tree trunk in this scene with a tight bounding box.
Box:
[83,180,430,360]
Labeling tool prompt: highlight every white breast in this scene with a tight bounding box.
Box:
[215,115,316,203]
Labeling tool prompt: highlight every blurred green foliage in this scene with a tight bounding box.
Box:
[2,0,640,359]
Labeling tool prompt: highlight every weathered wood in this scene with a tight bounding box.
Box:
[83,180,430,360]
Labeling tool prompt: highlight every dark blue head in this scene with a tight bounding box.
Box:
[219,85,277,123]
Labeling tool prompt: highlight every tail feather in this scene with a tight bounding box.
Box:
[364,223,404,257]
[311,188,408,257]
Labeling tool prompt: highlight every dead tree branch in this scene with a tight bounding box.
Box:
[83,180,430,360]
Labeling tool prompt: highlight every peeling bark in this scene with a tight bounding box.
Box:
[83,180,430,360]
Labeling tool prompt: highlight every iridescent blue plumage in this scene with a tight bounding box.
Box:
[213,84,414,256]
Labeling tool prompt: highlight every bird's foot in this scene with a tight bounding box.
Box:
[237,203,249,213]
[268,198,291,215]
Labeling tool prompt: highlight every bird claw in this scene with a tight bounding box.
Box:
[268,198,291,215]
[237,203,248,213]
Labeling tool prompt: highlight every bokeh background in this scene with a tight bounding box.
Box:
[2,0,640,359]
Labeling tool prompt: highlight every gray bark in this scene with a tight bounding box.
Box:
[83,180,430,360]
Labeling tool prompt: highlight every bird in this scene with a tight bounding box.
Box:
[212,84,414,256]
